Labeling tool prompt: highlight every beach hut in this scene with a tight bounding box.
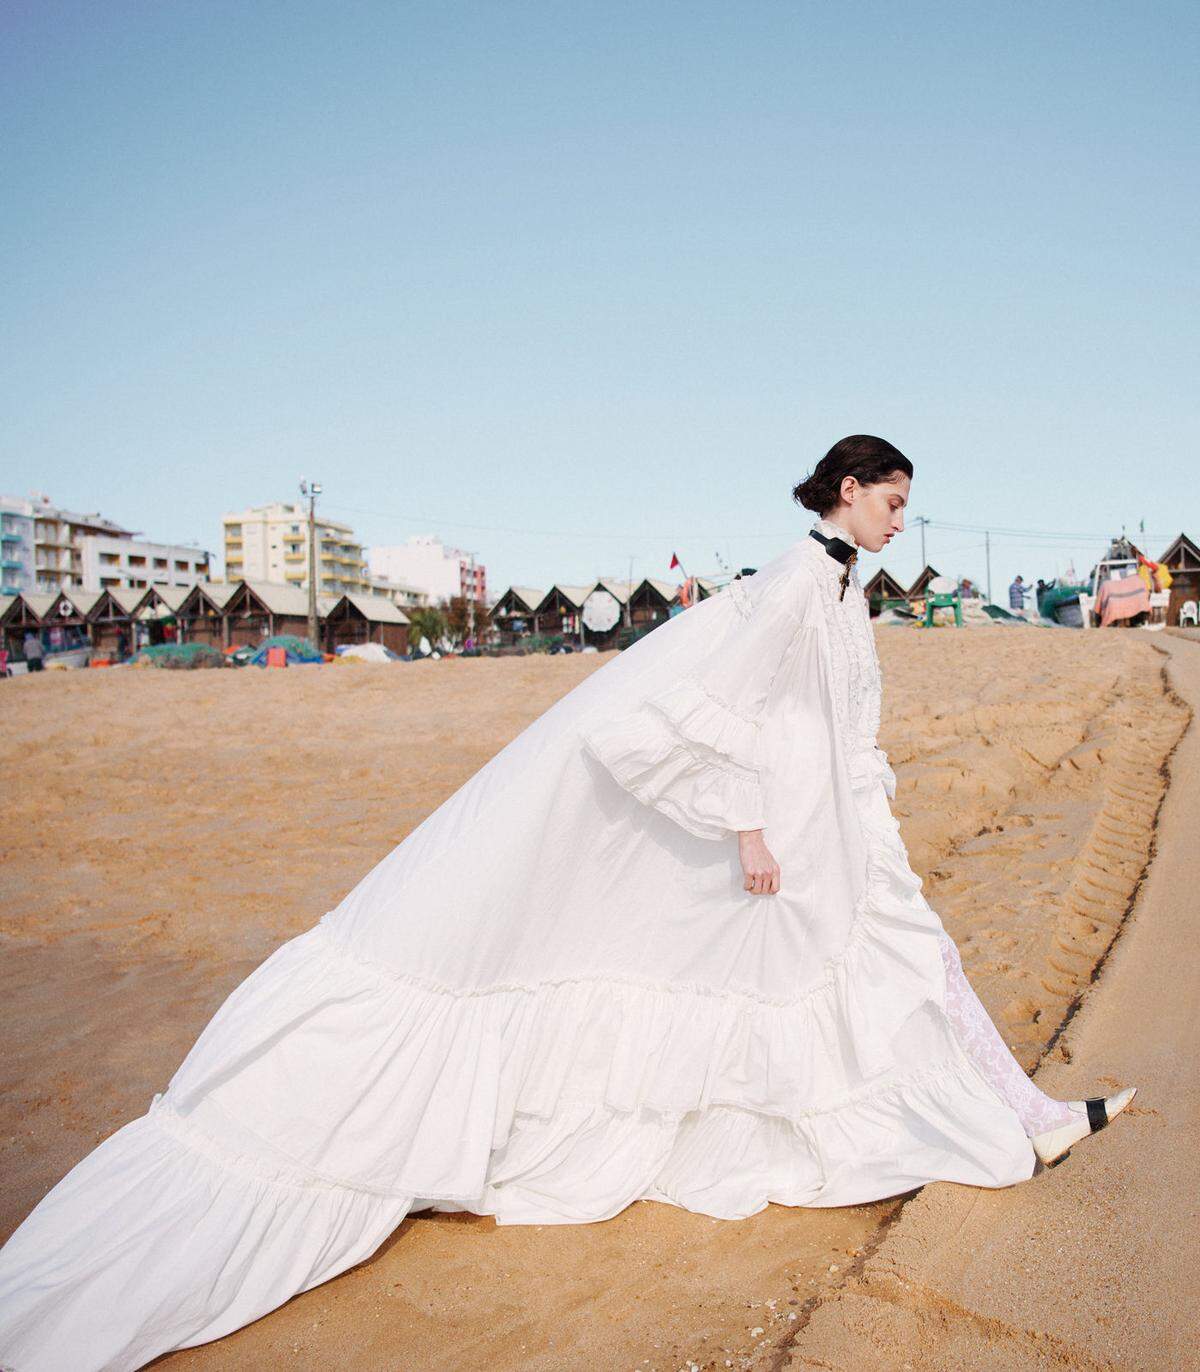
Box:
[533,584,593,644]
[1159,533,1200,627]
[491,586,546,645]
[863,568,909,618]
[176,582,241,649]
[73,589,131,659]
[323,593,411,655]
[629,577,679,630]
[0,590,92,667]
[223,582,337,647]
[578,579,633,650]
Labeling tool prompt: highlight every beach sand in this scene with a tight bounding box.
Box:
[0,626,1187,1371]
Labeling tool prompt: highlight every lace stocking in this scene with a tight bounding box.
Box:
[938,935,1075,1136]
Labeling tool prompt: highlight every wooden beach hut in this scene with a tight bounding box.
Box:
[323,593,410,655]
[491,586,545,645]
[176,582,241,649]
[629,577,679,630]
[863,568,909,617]
[223,582,337,647]
[80,589,136,659]
[1159,533,1200,626]
[533,584,593,643]
[0,590,92,666]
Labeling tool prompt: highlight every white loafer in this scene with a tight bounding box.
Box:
[1032,1086,1137,1168]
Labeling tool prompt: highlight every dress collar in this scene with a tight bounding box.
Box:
[813,516,858,550]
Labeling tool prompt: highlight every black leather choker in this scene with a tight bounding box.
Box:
[809,527,858,601]
[808,527,856,564]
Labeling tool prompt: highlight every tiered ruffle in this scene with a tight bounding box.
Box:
[0,771,1034,1372]
[580,676,766,838]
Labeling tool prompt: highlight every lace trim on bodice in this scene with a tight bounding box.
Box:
[807,521,883,753]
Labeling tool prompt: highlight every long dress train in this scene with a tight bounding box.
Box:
[0,518,1046,1372]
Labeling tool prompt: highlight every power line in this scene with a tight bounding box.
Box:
[324,502,1175,554]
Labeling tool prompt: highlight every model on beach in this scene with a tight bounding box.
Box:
[0,435,1135,1372]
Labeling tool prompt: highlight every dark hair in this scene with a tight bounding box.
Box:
[792,435,913,514]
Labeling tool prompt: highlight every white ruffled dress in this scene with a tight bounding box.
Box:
[0,520,1035,1372]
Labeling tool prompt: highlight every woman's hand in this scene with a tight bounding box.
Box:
[738,829,780,896]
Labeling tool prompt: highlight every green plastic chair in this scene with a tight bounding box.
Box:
[922,588,963,628]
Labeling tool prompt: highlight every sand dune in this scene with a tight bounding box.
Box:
[0,625,1185,1371]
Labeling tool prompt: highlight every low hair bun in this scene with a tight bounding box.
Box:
[792,436,913,515]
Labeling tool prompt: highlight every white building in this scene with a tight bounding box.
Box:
[79,533,210,591]
[0,495,36,596]
[222,502,370,596]
[2,492,210,594]
[368,535,487,605]
[366,574,429,609]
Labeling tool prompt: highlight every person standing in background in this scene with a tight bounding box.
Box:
[22,631,44,672]
[1008,574,1029,612]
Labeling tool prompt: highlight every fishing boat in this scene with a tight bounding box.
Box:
[1036,579,1089,628]
[1077,536,1143,628]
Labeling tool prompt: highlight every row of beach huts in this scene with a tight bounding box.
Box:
[0,581,412,667]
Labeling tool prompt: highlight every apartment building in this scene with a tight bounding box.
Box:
[80,534,210,591]
[0,496,36,596]
[368,535,487,605]
[222,503,371,596]
[3,492,210,593]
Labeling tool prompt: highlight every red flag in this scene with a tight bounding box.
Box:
[669,552,680,570]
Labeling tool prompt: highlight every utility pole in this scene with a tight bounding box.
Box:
[300,478,322,650]
[985,528,992,605]
[466,552,476,646]
[624,554,634,628]
[912,515,928,568]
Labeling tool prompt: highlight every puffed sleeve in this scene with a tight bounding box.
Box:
[579,569,809,840]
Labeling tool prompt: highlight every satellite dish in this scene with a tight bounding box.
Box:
[928,576,956,595]
[582,589,620,632]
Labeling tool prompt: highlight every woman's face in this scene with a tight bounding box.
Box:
[835,473,909,553]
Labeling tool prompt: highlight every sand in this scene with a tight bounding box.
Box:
[0,626,1187,1371]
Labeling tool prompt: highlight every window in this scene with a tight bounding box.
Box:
[128,555,146,568]
[175,560,188,572]
[154,558,167,569]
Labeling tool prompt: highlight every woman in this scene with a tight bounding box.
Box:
[0,435,1134,1372]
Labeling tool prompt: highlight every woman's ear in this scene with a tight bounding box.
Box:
[840,475,859,506]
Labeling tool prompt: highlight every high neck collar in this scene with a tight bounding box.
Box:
[813,516,859,550]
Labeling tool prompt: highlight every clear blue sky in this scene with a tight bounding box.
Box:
[2,0,1196,598]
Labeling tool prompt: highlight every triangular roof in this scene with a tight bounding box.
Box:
[1159,532,1200,570]
[0,590,92,625]
[16,592,61,621]
[907,565,941,596]
[62,588,104,616]
[197,580,241,611]
[332,593,410,625]
[109,587,154,616]
[630,577,679,606]
[536,584,593,612]
[864,568,908,600]
[82,589,135,623]
[225,581,339,619]
[154,584,193,612]
[593,578,633,605]
[492,586,545,615]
